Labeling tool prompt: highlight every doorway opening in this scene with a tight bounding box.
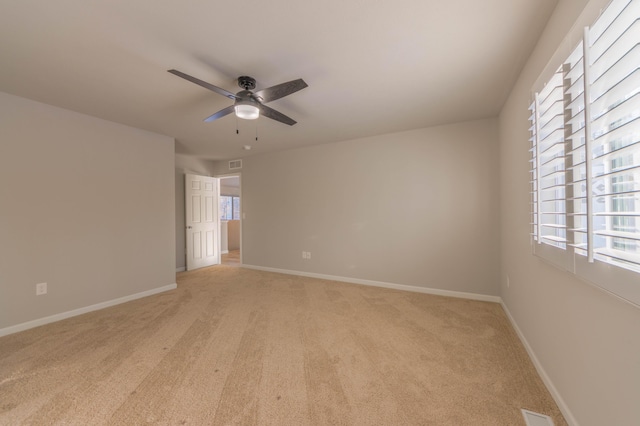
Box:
[218,175,241,266]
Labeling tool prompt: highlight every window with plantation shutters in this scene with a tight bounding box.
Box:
[529,0,640,306]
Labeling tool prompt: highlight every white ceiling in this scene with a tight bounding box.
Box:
[0,0,558,160]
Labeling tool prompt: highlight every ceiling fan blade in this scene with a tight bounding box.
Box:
[259,104,297,126]
[168,69,237,100]
[254,79,308,103]
[204,105,235,123]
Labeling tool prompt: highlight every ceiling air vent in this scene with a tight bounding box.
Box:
[229,159,242,170]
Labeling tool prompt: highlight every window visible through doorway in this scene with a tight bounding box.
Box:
[220,196,240,220]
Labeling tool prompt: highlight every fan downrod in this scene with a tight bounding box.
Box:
[238,76,256,91]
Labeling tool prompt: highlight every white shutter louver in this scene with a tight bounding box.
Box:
[531,69,568,249]
[565,42,588,256]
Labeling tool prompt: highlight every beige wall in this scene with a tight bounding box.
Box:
[0,91,175,330]
[499,0,640,424]
[227,220,240,251]
[237,119,500,296]
[175,154,215,270]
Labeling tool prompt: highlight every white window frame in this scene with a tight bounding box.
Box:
[529,0,640,307]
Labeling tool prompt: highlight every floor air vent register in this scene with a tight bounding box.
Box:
[521,409,554,426]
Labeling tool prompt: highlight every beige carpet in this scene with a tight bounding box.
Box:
[0,266,566,425]
[221,250,241,266]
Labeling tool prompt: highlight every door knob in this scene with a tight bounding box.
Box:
[187,226,192,229]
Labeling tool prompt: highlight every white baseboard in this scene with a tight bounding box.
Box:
[241,264,501,303]
[500,301,577,426]
[0,283,178,338]
[175,266,186,272]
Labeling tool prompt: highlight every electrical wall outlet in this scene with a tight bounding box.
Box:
[306,251,311,260]
[36,282,47,295]
[302,251,312,260]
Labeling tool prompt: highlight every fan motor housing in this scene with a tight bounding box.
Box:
[238,76,256,91]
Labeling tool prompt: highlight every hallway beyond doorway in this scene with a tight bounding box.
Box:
[222,249,240,266]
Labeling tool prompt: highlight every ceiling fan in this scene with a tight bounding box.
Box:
[168,69,308,126]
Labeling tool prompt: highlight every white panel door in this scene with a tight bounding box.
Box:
[185,174,219,270]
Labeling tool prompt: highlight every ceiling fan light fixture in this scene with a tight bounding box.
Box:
[234,103,260,120]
